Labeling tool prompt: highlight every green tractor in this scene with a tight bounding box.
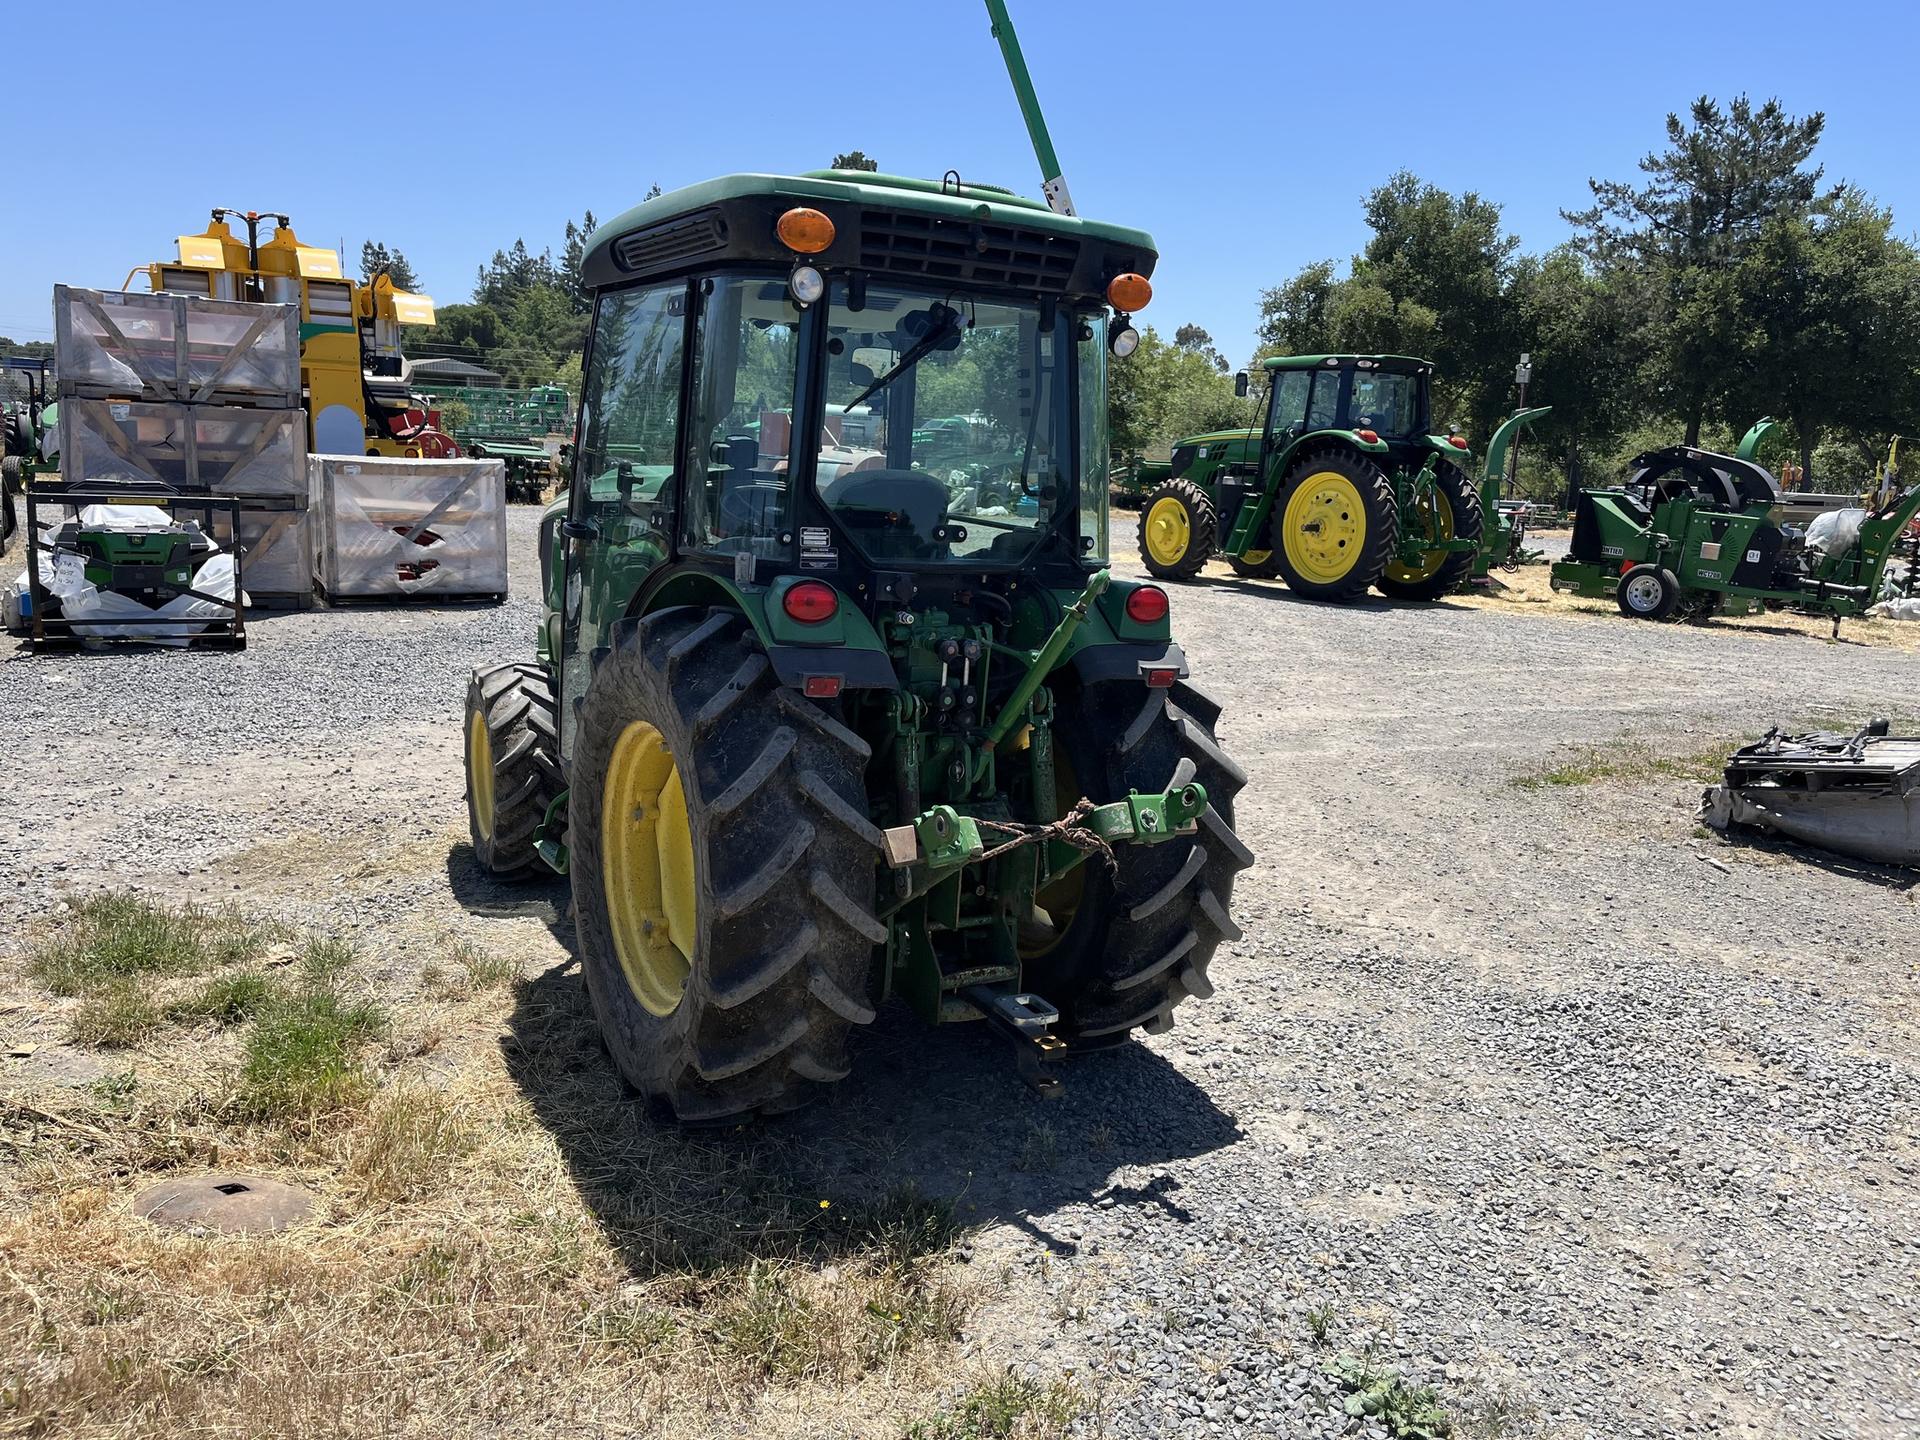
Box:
[1137,354,1545,601]
[460,19,1248,1121]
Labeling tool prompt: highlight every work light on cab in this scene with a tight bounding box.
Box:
[782,580,838,623]
[776,207,836,253]
[1125,585,1169,623]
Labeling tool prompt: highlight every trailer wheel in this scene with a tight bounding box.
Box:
[1022,679,1251,1046]
[465,662,564,878]
[1139,479,1217,581]
[569,607,882,1122]
[1274,449,1398,603]
[1616,564,1681,620]
[1377,459,1484,600]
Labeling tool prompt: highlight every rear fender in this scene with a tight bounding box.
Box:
[637,569,896,691]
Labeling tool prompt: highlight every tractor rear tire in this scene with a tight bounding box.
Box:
[1616,564,1681,620]
[1139,479,1217,582]
[569,607,883,1123]
[1273,449,1398,603]
[1023,679,1251,1046]
[465,662,564,879]
[1377,459,1484,601]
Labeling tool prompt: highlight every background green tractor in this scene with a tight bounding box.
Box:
[462,166,1250,1122]
[1137,355,1544,602]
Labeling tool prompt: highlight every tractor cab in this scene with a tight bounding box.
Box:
[469,167,1250,1120]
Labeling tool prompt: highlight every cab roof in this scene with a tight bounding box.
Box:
[580,171,1157,300]
[1262,354,1434,374]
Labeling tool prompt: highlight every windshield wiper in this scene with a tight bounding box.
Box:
[843,303,962,412]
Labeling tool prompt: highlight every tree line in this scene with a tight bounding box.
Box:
[1120,95,1920,496]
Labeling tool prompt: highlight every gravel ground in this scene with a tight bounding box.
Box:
[3,511,1916,1438]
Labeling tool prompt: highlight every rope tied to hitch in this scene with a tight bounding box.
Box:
[974,797,1119,875]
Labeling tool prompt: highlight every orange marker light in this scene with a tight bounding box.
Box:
[1449,435,1470,450]
[777,208,836,254]
[1107,273,1152,312]
[1356,429,1380,445]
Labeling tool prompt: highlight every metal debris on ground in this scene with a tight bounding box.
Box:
[1701,719,1920,868]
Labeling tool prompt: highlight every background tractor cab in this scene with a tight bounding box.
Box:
[1139,355,1537,602]
[133,210,454,459]
[467,162,1250,1121]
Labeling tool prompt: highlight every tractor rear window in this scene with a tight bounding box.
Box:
[1344,371,1421,435]
[816,280,1068,567]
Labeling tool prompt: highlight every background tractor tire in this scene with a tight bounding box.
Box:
[1273,449,1398,603]
[1022,678,1251,1047]
[1138,479,1217,581]
[1226,537,1285,580]
[1377,458,1484,601]
[570,607,882,1123]
[465,662,563,879]
[1616,564,1681,620]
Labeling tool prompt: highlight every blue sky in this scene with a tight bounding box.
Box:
[5,0,1916,372]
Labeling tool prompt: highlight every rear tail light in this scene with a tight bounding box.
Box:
[1356,429,1380,444]
[783,581,838,623]
[1144,668,1178,689]
[1449,435,1470,450]
[802,675,843,698]
[1124,585,1169,623]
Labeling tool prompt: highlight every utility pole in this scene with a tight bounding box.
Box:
[1508,353,1532,500]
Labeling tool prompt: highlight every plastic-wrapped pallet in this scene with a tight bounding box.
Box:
[309,455,508,600]
[198,499,316,605]
[54,286,300,408]
[61,400,306,497]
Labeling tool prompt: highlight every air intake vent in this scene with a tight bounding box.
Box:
[614,210,729,273]
[859,210,1079,291]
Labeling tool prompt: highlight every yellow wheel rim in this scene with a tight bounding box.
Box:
[1144,496,1192,568]
[1282,471,1368,585]
[467,710,496,842]
[601,720,697,1017]
[1022,746,1087,959]
[1242,548,1272,566]
[1384,488,1455,584]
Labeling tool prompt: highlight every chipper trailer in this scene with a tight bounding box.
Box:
[1136,353,1547,602]
[461,0,1250,1121]
[1550,437,1920,627]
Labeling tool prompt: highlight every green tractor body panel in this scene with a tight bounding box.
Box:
[1550,442,1920,620]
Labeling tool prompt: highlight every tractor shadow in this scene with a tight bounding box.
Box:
[500,957,1243,1278]
[444,841,573,943]
[1202,575,1478,614]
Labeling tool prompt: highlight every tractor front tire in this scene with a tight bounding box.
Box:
[465,662,564,878]
[1377,459,1484,601]
[1616,564,1681,620]
[1274,449,1398,603]
[1139,479,1217,582]
[569,607,883,1122]
[1024,679,1252,1046]
[1226,540,1285,580]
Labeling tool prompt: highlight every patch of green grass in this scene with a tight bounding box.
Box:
[233,981,386,1124]
[67,982,163,1049]
[1015,1122,1058,1174]
[299,937,357,985]
[453,941,517,992]
[1511,740,1738,791]
[713,1261,821,1379]
[29,895,219,996]
[1305,1300,1337,1346]
[905,1372,1084,1440]
[1327,1354,1451,1439]
[166,971,277,1027]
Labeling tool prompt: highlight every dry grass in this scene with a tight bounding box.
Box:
[0,896,987,1439]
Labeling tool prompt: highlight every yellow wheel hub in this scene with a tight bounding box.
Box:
[601,720,697,1017]
[1385,487,1456,584]
[1282,471,1368,584]
[467,710,496,842]
[1144,496,1193,567]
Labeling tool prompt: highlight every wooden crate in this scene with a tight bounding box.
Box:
[309,455,508,600]
[54,286,301,409]
[61,400,305,497]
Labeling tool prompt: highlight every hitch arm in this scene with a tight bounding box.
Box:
[971,568,1109,786]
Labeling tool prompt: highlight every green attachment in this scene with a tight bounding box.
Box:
[533,790,570,875]
[982,0,1073,215]
[914,806,986,872]
[1081,782,1208,847]
[1482,406,1551,488]
[1735,417,1779,463]
[974,569,1109,783]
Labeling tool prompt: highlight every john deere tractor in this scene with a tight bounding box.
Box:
[461,15,1248,1121]
[1138,355,1541,602]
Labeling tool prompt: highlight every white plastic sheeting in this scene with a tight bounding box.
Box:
[61,400,306,497]
[12,504,237,644]
[1805,507,1866,558]
[54,287,300,406]
[310,455,508,599]
[1869,597,1920,621]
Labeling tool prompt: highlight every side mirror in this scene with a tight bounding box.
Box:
[1234,371,1249,398]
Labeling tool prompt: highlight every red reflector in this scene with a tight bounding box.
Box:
[783,580,838,623]
[802,675,843,698]
[1356,429,1380,444]
[1449,435,1470,450]
[1124,585,1170,623]
[1144,668,1177,689]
